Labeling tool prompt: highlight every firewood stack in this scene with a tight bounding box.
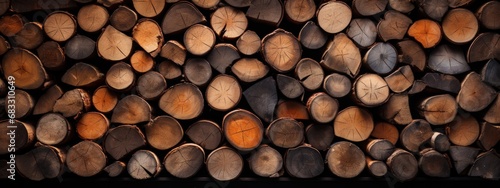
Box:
[0,0,499,182]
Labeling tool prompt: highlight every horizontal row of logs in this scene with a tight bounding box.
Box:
[0,0,499,182]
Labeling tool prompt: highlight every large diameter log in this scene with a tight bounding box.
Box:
[386,149,418,182]
[468,150,500,180]
[418,94,458,125]
[36,113,71,145]
[321,33,361,78]
[76,112,109,141]
[132,0,165,18]
[186,120,222,150]
[400,119,433,152]
[111,95,152,124]
[407,19,442,48]
[184,24,216,56]
[222,109,264,151]
[266,118,304,148]
[334,106,374,142]
[132,19,163,57]
[145,116,183,150]
[43,11,76,42]
[352,73,390,107]
[97,25,133,61]
[316,1,352,34]
[127,150,161,180]
[246,0,284,26]
[17,145,64,181]
[261,29,302,73]
[2,48,47,90]
[163,143,204,178]
[285,145,324,178]
[449,146,479,174]
[306,92,338,124]
[0,120,35,155]
[103,125,146,160]
[210,6,247,40]
[305,124,334,151]
[445,113,480,146]
[66,141,106,177]
[159,83,204,120]
[418,149,451,178]
[243,76,278,123]
[53,89,91,118]
[206,146,243,181]
[442,8,478,44]
[248,144,283,178]
[326,141,365,178]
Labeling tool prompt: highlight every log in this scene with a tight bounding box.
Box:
[371,122,399,145]
[160,40,186,66]
[284,0,316,24]
[206,74,241,111]
[476,1,500,30]
[236,30,261,55]
[448,0,473,8]
[231,58,269,83]
[36,113,71,145]
[477,122,500,151]
[111,95,152,124]
[185,120,222,150]
[323,73,351,98]
[17,145,64,181]
[53,88,91,118]
[248,144,283,178]
[207,43,240,74]
[0,14,23,37]
[33,85,63,115]
[285,144,324,178]
[159,83,204,120]
[378,93,412,125]
[430,132,450,152]
[276,74,304,99]
[103,125,146,160]
[65,35,95,60]
[352,73,390,107]
[0,35,9,56]
[225,0,251,8]
[449,146,479,174]
[266,118,304,148]
[295,58,324,91]
[104,161,126,177]
[442,8,478,44]
[407,19,442,48]
[130,50,154,73]
[66,141,107,177]
[157,60,182,80]
[105,62,135,91]
[484,93,500,124]
[92,86,118,114]
[163,143,205,178]
[418,149,451,177]
[183,58,212,86]
[97,0,123,7]
[388,0,414,13]
[77,4,109,33]
[210,6,247,40]
[43,11,76,42]
[243,76,278,122]
[428,44,469,75]
[366,157,388,177]
[76,112,109,141]
[417,0,448,21]
[445,112,480,146]
[183,24,216,56]
[386,149,418,182]
[246,0,284,26]
[346,18,377,48]
[305,124,334,151]
[306,92,338,124]
[127,150,161,179]
[132,19,163,57]
[62,62,104,88]
[192,0,219,9]
[468,149,500,180]
[261,29,302,73]
[363,42,397,74]
[418,94,458,125]
[145,116,183,150]
[421,73,461,94]
[353,0,387,16]
[0,0,8,16]
[110,6,138,32]
[132,0,165,18]
[316,1,352,34]
[326,141,366,178]
[161,1,206,35]
[9,89,34,119]
[222,109,264,151]
[481,59,500,90]
[396,39,426,72]
[365,139,395,161]
[457,72,497,112]
[12,22,44,50]
[0,120,35,155]
[97,25,133,61]
[1,48,47,90]
[384,65,414,93]
[467,32,500,63]
[378,10,412,42]
[321,33,361,78]
[275,100,309,120]
[136,71,166,100]
[298,21,327,50]
[334,106,374,142]
[37,41,65,70]
[408,80,427,94]
[400,119,433,152]
[206,146,244,181]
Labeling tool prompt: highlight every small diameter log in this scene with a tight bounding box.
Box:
[159,83,204,120]
[397,40,426,72]
[243,77,278,123]
[12,22,44,50]
[323,73,351,98]
[33,85,63,115]
[352,74,390,107]
[246,0,284,26]
[97,25,133,61]
[299,21,327,50]
[0,120,35,155]
[236,30,261,55]
[62,62,104,88]
[316,1,352,34]
[275,100,309,120]
[17,145,64,181]
[326,141,366,178]
[225,0,251,7]
[262,29,302,72]
[277,74,304,99]
[353,0,388,16]
[384,65,414,93]
[400,119,433,152]
[284,0,316,24]
[366,157,388,177]
[127,150,161,180]
[186,120,222,150]
[346,18,377,48]
[371,122,399,146]
[0,14,23,37]
[407,19,442,48]
[467,33,500,63]
[365,139,395,161]
[484,93,500,124]
[377,10,412,42]
[104,161,126,177]
[232,58,269,83]
[248,144,283,178]
[53,89,91,118]
[477,122,500,151]
[106,62,135,92]
[334,106,374,142]
[482,59,500,90]
[184,58,212,86]
[363,43,397,75]
[266,118,304,148]
[133,19,163,57]
[103,125,146,160]
[111,95,152,124]
[92,86,118,114]
[132,0,165,18]
[9,89,34,119]
[445,113,480,146]
[417,0,448,21]
[207,43,240,74]
[206,74,242,111]
[418,94,458,125]
[37,41,65,70]
[136,71,166,100]
[160,40,186,66]
[184,24,216,56]
[43,11,76,42]
[321,33,361,78]
[285,145,324,178]
[161,1,206,35]
[76,112,109,141]
[476,1,500,30]
[65,35,95,60]
[157,60,182,80]
[449,146,479,174]
[430,132,450,152]
[206,146,244,181]
[2,48,46,90]
[110,6,138,32]
[468,150,500,180]
[36,113,71,145]
[306,92,338,124]
[222,109,264,151]
[295,58,324,91]
[210,6,247,40]
[164,143,205,178]
[66,141,107,177]
[442,8,478,44]
[305,124,334,151]
[386,149,418,182]
[421,73,461,94]
[419,149,451,177]
[379,94,412,125]
[77,4,108,33]
[145,116,183,150]
[458,72,497,112]
[192,0,219,9]
[130,50,154,74]
[428,44,469,75]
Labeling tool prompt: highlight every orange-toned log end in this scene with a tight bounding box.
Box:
[223,109,264,151]
[408,19,441,48]
[76,112,109,140]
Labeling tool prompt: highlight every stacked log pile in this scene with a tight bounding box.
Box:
[0,0,499,182]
